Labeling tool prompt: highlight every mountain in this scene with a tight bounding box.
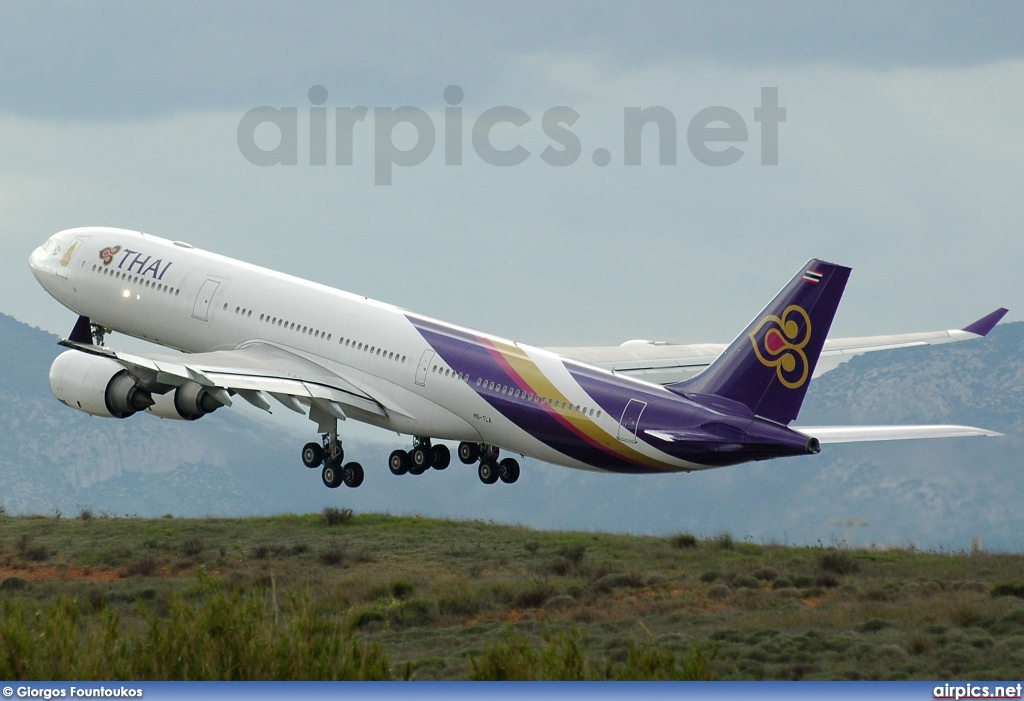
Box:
[1,312,1021,551]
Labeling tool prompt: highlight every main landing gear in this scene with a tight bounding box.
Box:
[301,431,363,489]
[388,437,451,476]
[458,441,520,485]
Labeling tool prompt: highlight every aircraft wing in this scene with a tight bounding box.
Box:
[545,308,1008,386]
[57,339,409,423]
[792,425,1002,443]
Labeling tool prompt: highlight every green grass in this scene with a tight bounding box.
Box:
[0,512,1022,680]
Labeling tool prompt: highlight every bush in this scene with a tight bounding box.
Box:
[0,576,28,591]
[707,585,731,600]
[181,537,204,558]
[558,544,586,565]
[515,584,556,609]
[594,573,644,592]
[78,507,94,521]
[524,540,541,554]
[752,567,779,581]
[323,506,353,526]
[16,534,49,562]
[670,533,698,549]
[700,571,720,583]
[320,547,345,566]
[731,576,760,590]
[792,575,813,588]
[990,582,1024,599]
[815,573,841,589]
[122,557,159,578]
[713,532,735,550]
[859,618,891,633]
[390,580,415,599]
[772,578,793,590]
[819,551,859,575]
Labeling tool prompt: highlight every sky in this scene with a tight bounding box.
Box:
[1,1,1022,544]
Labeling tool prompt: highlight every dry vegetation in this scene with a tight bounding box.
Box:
[1,509,1022,680]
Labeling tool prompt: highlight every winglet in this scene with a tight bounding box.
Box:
[962,308,1008,337]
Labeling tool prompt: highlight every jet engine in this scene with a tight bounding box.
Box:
[49,350,154,419]
[145,381,224,421]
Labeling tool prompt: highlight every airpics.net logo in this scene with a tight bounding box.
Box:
[236,85,786,185]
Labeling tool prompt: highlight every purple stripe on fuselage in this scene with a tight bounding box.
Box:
[406,315,667,472]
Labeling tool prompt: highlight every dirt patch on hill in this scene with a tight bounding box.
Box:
[0,564,122,582]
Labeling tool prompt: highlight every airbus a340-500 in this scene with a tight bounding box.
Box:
[30,228,1005,490]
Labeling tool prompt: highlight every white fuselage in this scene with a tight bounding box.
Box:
[30,227,705,473]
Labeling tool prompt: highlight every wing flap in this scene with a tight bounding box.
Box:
[793,425,1002,444]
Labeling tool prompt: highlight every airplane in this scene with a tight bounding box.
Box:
[29,227,1005,490]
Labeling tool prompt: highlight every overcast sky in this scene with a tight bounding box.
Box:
[3,1,1021,352]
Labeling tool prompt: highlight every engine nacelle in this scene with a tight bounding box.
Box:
[145,381,223,421]
[49,350,154,419]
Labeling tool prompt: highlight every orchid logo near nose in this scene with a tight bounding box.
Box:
[749,305,812,389]
[99,245,122,266]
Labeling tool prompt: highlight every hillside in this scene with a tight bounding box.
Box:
[1,512,1022,680]
[0,312,1021,550]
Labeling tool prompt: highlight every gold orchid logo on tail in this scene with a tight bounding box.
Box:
[749,304,812,389]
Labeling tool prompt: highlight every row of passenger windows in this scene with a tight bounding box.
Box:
[90,264,181,296]
[432,363,469,382]
[225,304,411,365]
[474,377,603,418]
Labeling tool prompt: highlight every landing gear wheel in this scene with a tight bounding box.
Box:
[478,460,499,485]
[302,442,324,468]
[432,445,451,470]
[458,442,479,464]
[343,462,364,488]
[411,447,433,473]
[498,457,520,484]
[389,449,410,476]
[321,463,343,489]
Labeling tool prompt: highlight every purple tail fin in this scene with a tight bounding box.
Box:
[669,259,851,425]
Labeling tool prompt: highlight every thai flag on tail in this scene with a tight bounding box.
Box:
[802,269,824,284]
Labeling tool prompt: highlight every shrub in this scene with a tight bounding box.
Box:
[772,577,793,590]
[515,584,556,609]
[251,545,271,560]
[558,544,586,565]
[323,506,354,526]
[713,532,734,550]
[731,576,761,590]
[815,573,841,589]
[700,571,720,583]
[181,537,204,558]
[122,557,159,578]
[390,580,414,600]
[593,573,644,592]
[0,576,28,591]
[544,595,576,610]
[707,585,731,600]
[670,533,698,549]
[78,507,94,521]
[16,535,49,562]
[819,551,859,575]
[990,582,1024,599]
[792,575,813,588]
[524,540,540,554]
[752,567,779,581]
[320,547,345,566]
[859,618,891,633]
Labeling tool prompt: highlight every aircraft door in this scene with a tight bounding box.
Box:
[192,279,220,321]
[415,350,435,386]
[617,399,647,443]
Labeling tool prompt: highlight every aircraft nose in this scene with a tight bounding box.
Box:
[29,235,60,280]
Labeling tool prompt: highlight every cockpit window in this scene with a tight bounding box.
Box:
[41,238,56,253]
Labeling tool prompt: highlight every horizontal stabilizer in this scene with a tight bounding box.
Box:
[792,425,1002,444]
